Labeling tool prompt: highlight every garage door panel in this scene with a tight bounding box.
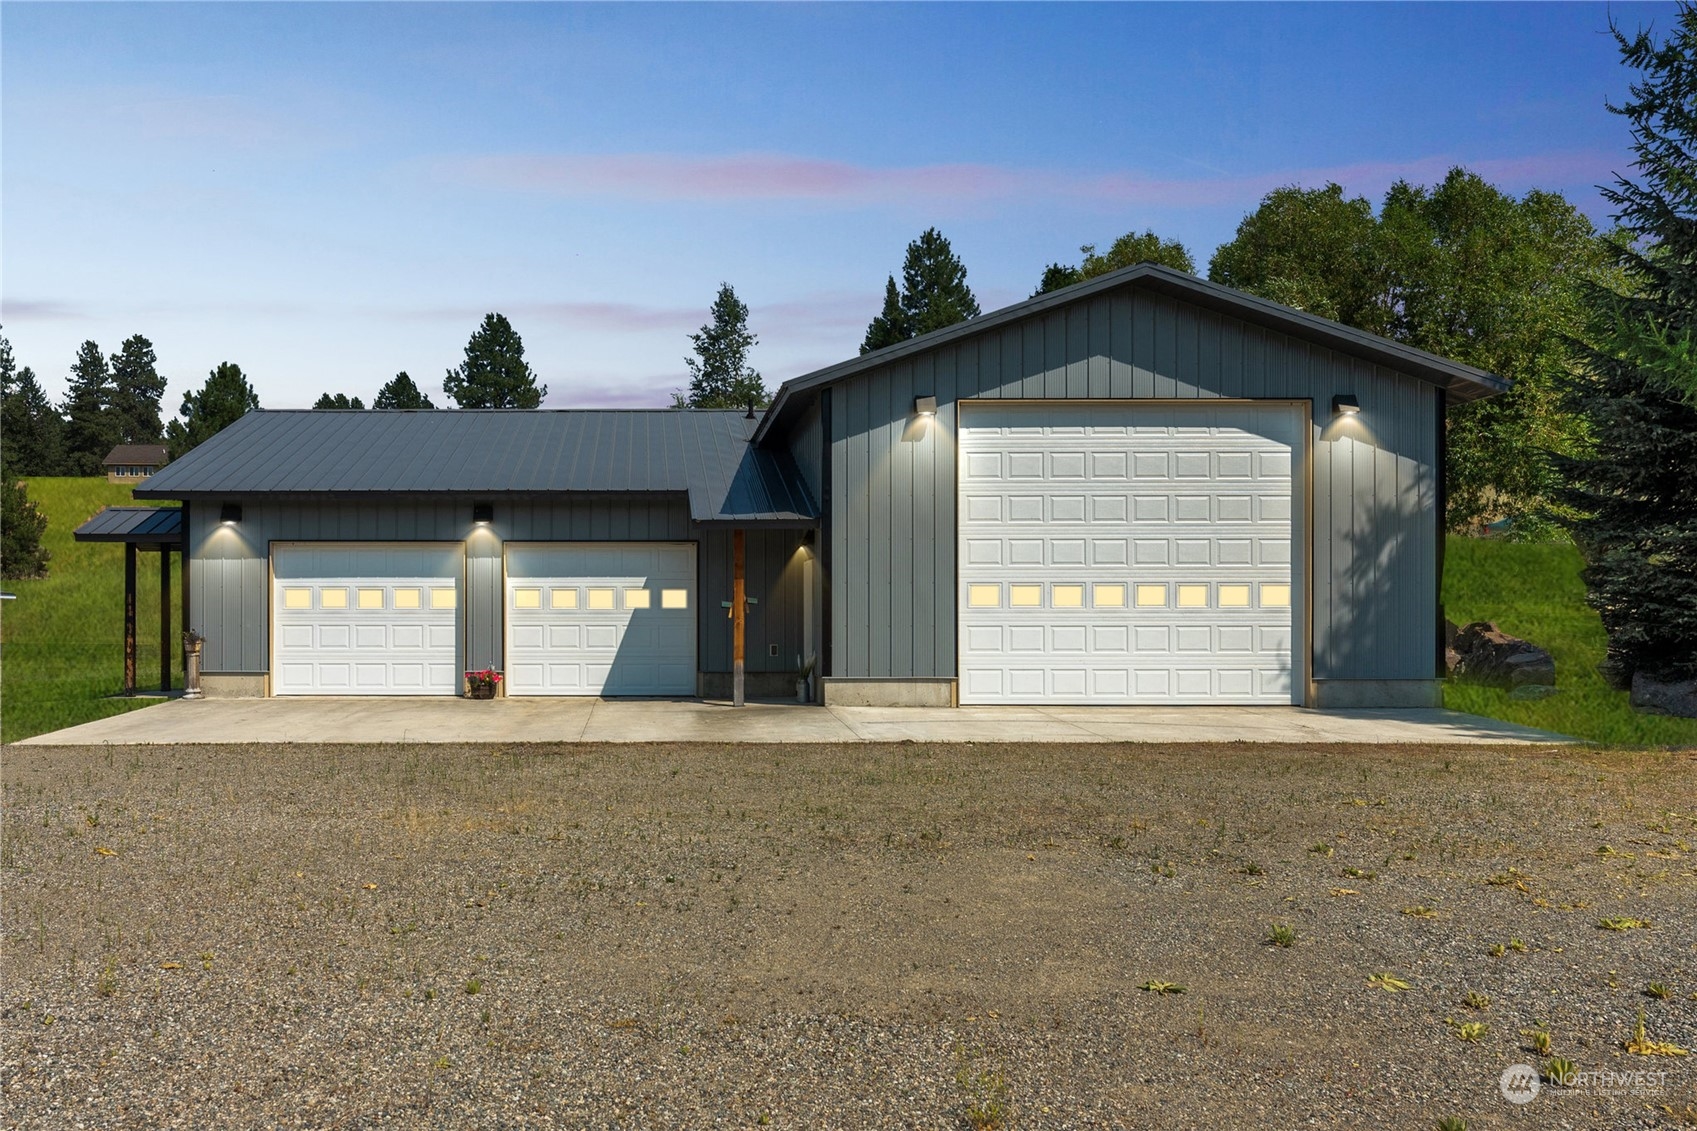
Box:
[272,544,461,696]
[960,403,1299,705]
[506,542,696,696]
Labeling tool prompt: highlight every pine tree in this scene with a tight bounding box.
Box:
[1,336,66,475]
[860,229,978,352]
[313,392,366,410]
[373,371,435,410]
[1,466,50,579]
[166,362,261,458]
[443,314,546,409]
[108,334,167,443]
[860,277,910,354]
[677,283,768,409]
[900,227,980,336]
[62,340,119,475]
[1559,4,1697,690]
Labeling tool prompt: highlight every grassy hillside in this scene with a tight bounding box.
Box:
[1443,535,1697,746]
[0,478,180,742]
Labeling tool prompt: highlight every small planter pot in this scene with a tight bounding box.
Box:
[795,679,810,704]
[467,684,497,700]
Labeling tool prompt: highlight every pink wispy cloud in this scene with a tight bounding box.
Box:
[444,149,1617,209]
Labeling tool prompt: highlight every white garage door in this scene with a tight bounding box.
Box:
[958,402,1302,705]
[272,544,462,695]
[505,543,696,696]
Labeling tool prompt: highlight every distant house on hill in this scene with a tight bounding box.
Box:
[102,444,169,483]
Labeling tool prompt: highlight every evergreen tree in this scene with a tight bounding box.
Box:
[676,283,768,409]
[1,466,50,579]
[108,334,167,444]
[1,365,65,476]
[313,392,366,410]
[860,228,978,352]
[166,362,260,458]
[62,340,120,476]
[373,371,435,410]
[1036,229,1196,295]
[443,314,546,409]
[900,227,980,336]
[1,336,66,475]
[1559,5,1697,689]
[860,277,910,354]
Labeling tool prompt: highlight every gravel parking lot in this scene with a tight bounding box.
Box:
[2,740,1693,1129]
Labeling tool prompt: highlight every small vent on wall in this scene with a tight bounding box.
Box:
[769,644,779,657]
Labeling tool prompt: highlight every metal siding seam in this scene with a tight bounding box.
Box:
[866,368,895,677]
[1173,301,1198,397]
[1132,293,1155,398]
[892,358,919,678]
[1310,418,1333,679]
[1066,304,1089,397]
[1042,311,1065,398]
[1154,297,1179,399]
[1086,295,1110,398]
[847,379,871,677]
[936,345,960,678]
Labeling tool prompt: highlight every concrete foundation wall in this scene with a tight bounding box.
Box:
[698,672,807,700]
[1310,679,1443,709]
[822,677,956,707]
[201,673,266,698]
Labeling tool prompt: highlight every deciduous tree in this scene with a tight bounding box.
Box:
[1209,172,1610,532]
[1036,229,1196,295]
[1208,185,1384,329]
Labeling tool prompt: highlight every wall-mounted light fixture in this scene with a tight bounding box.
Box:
[914,395,937,416]
[472,502,494,525]
[219,502,242,525]
[1331,394,1361,417]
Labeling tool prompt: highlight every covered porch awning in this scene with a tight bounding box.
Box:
[73,506,185,695]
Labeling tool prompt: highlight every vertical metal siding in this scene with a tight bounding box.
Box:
[190,496,805,682]
[827,283,1440,683]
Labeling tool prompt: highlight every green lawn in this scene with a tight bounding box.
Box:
[1443,535,1697,746]
[1,478,180,742]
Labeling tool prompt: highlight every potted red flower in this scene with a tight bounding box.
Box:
[465,669,502,699]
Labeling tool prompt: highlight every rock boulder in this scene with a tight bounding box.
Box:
[1630,673,1697,718]
[1450,621,1556,689]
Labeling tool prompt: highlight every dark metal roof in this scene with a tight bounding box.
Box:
[134,410,816,525]
[72,505,183,545]
[102,444,168,467]
[753,262,1509,444]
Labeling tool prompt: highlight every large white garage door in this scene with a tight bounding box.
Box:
[272,544,462,695]
[505,543,696,696]
[958,402,1302,705]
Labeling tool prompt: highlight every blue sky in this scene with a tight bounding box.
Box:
[1,2,1675,412]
